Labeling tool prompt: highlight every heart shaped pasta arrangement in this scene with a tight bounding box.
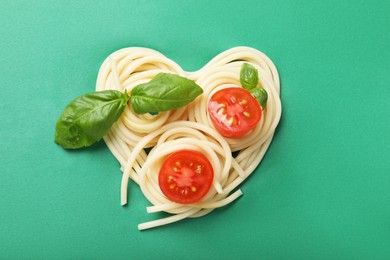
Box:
[96,47,281,230]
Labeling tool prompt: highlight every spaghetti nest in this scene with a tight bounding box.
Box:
[96,47,281,230]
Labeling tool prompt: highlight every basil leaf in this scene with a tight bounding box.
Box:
[240,63,259,90]
[250,87,268,110]
[54,90,129,149]
[130,73,203,114]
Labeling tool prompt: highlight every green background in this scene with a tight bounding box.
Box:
[1,0,389,259]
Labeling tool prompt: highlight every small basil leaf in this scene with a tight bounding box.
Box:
[54,90,129,149]
[130,73,203,114]
[240,63,259,90]
[250,87,268,110]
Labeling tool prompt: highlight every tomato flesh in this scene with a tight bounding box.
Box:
[158,150,214,204]
[208,87,262,137]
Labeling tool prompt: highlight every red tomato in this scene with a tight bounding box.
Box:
[158,150,214,204]
[208,87,262,137]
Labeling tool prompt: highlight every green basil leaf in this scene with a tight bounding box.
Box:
[54,90,130,149]
[240,63,259,90]
[250,87,268,110]
[130,73,203,114]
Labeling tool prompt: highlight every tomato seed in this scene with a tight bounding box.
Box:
[217,108,225,115]
[195,166,202,174]
[240,99,248,105]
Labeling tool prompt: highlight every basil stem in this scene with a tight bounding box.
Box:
[54,90,130,149]
[130,73,203,114]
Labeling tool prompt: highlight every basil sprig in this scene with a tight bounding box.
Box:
[55,73,203,149]
[240,63,268,109]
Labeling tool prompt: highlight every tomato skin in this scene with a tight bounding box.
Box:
[158,150,214,204]
[208,87,262,137]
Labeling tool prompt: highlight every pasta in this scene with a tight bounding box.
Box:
[96,46,281,230]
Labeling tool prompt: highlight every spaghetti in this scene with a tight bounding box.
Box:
[96,47,281,230]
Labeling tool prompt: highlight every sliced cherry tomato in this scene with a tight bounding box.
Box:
[158,150,214,204]
[208,87,262,137]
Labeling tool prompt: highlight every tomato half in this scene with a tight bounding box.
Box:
[158,150,214,204]
[208,87,262,137]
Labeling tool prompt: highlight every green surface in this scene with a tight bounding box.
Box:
[1,0,389,259]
